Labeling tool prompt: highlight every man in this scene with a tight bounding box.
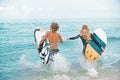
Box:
[38,22,63,60]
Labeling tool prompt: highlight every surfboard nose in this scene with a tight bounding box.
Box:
[40,28,44,32]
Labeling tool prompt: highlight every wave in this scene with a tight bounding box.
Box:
[19,54,47,72]
[107,36,120,41]
[51,53,70,72]
[0,27,8,31]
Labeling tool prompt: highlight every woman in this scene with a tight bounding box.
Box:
[38,22,63,60]
[67,25,104,55]
[67,24,91,56]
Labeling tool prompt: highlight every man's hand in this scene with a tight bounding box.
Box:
[101,47,105,52]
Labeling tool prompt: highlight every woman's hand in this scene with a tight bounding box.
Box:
[66,38,70,40]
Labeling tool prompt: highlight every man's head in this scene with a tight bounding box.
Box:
[50,22,59,31]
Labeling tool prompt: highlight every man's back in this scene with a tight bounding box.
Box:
[39,22,63,50]
[46,31,63,50]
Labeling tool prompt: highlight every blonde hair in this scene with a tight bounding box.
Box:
[81,25,91,42]
[50,22,59,31]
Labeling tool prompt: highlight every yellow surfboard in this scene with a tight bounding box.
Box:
[85,28,107,62]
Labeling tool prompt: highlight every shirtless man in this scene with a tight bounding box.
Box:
[38,22,63,56]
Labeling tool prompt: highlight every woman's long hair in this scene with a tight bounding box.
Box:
[81,25,91,42]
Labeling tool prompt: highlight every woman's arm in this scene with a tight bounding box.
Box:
[67,34,80,40]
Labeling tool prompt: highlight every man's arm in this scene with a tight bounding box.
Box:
[58,34,63,43]
[38,32,48,48]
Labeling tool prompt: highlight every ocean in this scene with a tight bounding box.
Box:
[0,18,120,80]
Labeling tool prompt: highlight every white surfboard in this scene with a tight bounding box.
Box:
[34,28,50,64]
[94,28,107,44]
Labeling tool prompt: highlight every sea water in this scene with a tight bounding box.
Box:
[0,18,120,80]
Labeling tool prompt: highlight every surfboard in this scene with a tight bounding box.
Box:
[34,28,50,64]
[85,28,107,62]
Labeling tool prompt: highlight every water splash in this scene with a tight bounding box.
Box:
[19,54,47,72]
[80,55,98,78]
[52,74,71,80]
[51,53,70,72]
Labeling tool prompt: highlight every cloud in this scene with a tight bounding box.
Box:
[88,6,109,11]
[21,5,43,11]
[0,5,44,19]
[0,5,43,11]
[0,6,16,11]
[0,0,120,19]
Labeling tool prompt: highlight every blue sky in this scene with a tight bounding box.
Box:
[0,0,120,19]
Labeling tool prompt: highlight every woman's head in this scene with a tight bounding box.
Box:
[50,22,59,31]
[81,25,89,36]
[82,24,89,30]
[81,24,91,41]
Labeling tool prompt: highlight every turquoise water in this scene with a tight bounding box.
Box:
[0,18,120,80]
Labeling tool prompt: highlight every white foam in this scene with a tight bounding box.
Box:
[76,76,90,80]
[51,53,69,72]
[19,54,46,72]
[80,55,98,78]
[53,74,71,80]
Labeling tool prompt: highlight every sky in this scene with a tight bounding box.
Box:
[0,0,120,19]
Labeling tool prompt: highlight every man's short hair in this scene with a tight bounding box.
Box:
[50,22,59,31]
